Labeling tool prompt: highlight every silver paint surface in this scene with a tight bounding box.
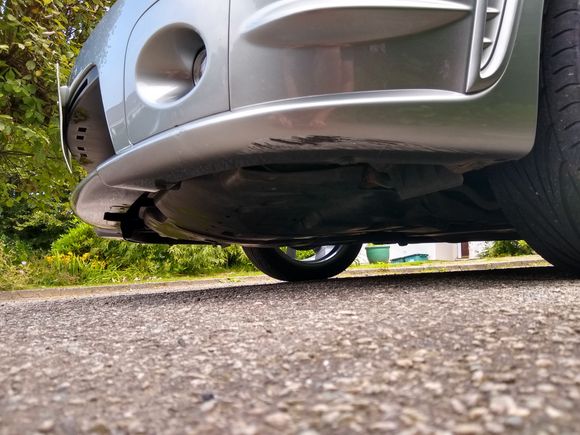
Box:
[230,0,474,106]
[70,0,159,152]
[124,0,230,144]
[99,0,542,193]
[67,0,545,238]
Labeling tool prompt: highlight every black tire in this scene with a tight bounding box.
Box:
[489,0,580,272]
[243,244,362,281]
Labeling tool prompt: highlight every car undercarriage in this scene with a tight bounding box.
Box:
[121,164,516,247]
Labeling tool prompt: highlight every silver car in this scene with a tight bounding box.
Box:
[60,0,580,281]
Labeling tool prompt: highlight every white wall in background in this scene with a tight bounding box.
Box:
[469,241,488,259]
[355,241,490,265]
[355,246,369,265]
[388,243,458,261]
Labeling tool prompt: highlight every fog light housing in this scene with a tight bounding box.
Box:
[136,27,205,105]
[193,48,207,86]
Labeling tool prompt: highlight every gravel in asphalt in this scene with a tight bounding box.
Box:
[1,267,579,435]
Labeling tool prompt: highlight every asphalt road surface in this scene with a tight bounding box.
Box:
[1,267,580,435]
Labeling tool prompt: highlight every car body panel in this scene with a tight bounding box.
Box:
[69,0,159,153]
[124,0,230,144]
[65,0,545,244]
[230,0,474,107]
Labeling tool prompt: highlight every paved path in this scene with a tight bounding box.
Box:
[1,267,579,434]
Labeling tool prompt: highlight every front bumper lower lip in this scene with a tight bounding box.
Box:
[73,79,537,238]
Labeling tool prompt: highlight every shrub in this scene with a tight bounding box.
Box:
[0,238,29,290]
[1,223,256,289]
[51,222,100,257]
[481,240,535,258]
[44,223,255,285]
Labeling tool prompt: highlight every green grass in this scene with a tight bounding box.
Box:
[0,266,265,292]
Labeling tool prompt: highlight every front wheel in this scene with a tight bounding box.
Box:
[243,244,362,282]
[489,0,580,273]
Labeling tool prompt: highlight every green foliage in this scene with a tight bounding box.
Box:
[0,233,32,262]
[0,2,259,289]
[0,237,29,290]
[481,240,535,258]
[1,222,256,290]
[0,0,113,247]
[51,222,101,257]
[26,223,253,287]
[280,247,317,260]
[51,223,253,273]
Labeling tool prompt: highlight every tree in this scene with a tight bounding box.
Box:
[0,0,113,247]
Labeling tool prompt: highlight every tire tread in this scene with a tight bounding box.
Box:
[243,244,362,282]
[490,0,580,272]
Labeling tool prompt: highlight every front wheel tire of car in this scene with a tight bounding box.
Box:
[489,0,580,273]
[243,244,362,282]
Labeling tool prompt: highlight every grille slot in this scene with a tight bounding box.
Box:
[481,0,505,69]
[66,69,115,171]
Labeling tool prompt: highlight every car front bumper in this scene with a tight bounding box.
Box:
[64,0,545,242]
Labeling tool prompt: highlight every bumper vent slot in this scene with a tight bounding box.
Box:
[65,69,115,172]
[467,0,522,93]
[481,0,506,69]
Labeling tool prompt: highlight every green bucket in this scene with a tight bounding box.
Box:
[365,245,390,264]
